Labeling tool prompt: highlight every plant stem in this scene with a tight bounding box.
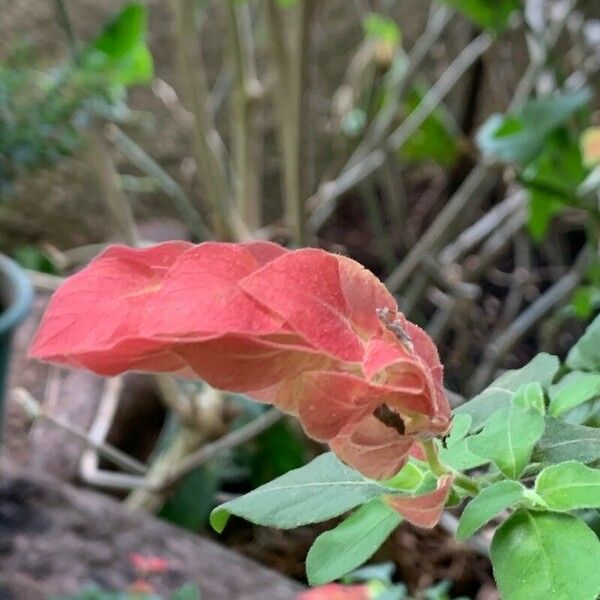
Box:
[88,131,140,246]
[170,0,236,239]
[106,125,211,241]
[54,0,77,59]
[226,0,262,231]
[308,32,492,234]
[421,438,480,496]
[422,438,446,477]
[266,0,315,245]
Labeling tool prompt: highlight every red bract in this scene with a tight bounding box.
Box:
[297,583,371,600]
[385,474,454,528]
[30,242,450,485]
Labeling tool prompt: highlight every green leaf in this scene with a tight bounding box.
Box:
[468,402,545,479]
[534,417,600,465]
[92,3,146,57]
[477,89,592,164]
[535,461,600,511]
[455,353,559,431]
[567,313,600,371]
[363,13,401,46]
[171,583,201,600]
[210,453,396,532]
[82,3,153,87]
[437,0,520,30]
[306,499,402,585]
[384,461,426,491]
[400,87,459,167]
[512,381,545,414]
[570,286,600,320]
[491,510,600,600]
[523,131,586,241]
[549,371,600,417]
[440,440,490,471]
[437,413,490,471]
[457,481,525,541]
[248,420,307,486]
[159,465,220,530]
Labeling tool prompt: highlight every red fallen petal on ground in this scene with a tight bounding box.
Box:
[329,415,417,480]
[297,372,384,441]
[29,242,192,362]
[129,553,170,573]
[149,243,284,339]
[297,583,371,600]
[385,474,453,528]
[240,249,365,362]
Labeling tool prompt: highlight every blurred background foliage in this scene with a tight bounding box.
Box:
[1,0,600,596]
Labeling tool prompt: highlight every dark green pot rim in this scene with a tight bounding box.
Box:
[0,254,34,335]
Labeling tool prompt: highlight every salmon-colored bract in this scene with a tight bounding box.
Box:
[30,241,451,523]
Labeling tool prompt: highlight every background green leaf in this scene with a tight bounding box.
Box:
[306,499,402,585]
[437,0,520,30]
[566,313,600,371]
[491,510,600,600]
[476,89,591,164]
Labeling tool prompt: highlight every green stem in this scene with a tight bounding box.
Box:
[422,438,480,496]
[422,438,446,477]
[54,0,77,59]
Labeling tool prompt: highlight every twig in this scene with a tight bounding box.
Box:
[266,0,315,244]
[308,33,493,234]
[157,407,283,491]
[226,0,262,230]
[54,0,77,58]
[346,5,454,170]
[170,0,236,240]
[386,163,498,293]
[14,387,147,475]
[439,191,526,265]
[360,184,398,274]
[106,124,211,241]
[26,270,65,291]
[468,249,592,392]
[88,132,141,246]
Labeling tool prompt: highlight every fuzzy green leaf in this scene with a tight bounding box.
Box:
[534,418,600,465]
[454,353,559,431]
[468,403,545,479]
[306,499,402,585]
[567,313,600,371]
[549,371,600,417]
[491,510,600,600]
[457,480,525,540]
[210,453,396,532]
[535,461,600,511]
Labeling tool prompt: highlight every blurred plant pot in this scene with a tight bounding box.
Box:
[0,254,33,440]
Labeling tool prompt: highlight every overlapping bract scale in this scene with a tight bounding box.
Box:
[30,241,451,519]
